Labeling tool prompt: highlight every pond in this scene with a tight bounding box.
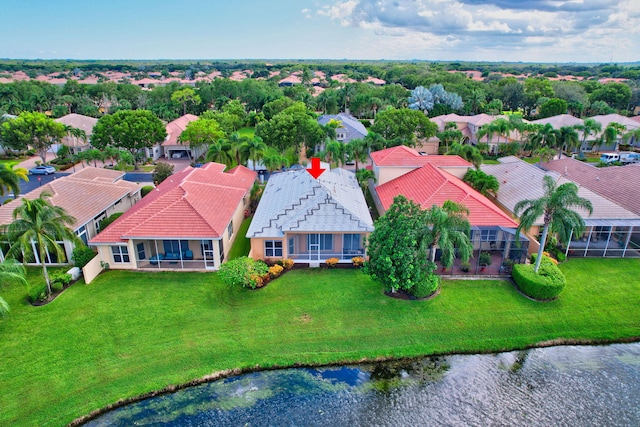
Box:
[86,343,640,426]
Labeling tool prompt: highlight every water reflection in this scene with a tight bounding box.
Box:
[86,343,640,427]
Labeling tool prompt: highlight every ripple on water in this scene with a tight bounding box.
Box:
[85,343,640,427]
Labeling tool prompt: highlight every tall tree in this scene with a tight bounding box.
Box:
[91,110,167,169]
[419,200,473,268]
[355,168,376,193]
[557,125,580,158]
[345,138,368,171]
[179,118,225,159]
[0,163,28,199]
[514,175,593,273]
[205,140,233,167]
[171,87,201,115]
[371,107,437,144]
[5,192,79,298]
[463,169,499,198]
[1,111,66,164]
[447,143,483,169]
[575,118,602,153]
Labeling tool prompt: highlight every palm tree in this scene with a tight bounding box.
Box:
[205,140,233,167]
[5,192,79,298]
[244,136,267,169]
[345,138,368,170]
[557,126,580,158]
[622,127,640,146]
[225,131,250,166]
[514,175,593,273]
[436,122,463,152]
[530,123,559,152]
[62,125,87,152]
[0,259,28,318]
[322,140,345,167]
[0,163,28,199]
[575,118,602,154]
[447,143,483,169]
[418,200,473,269]
[355,168,376,193]
[262,147,289,172]
[462,169,499,198]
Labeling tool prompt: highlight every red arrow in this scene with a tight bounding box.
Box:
[306,157,326,179]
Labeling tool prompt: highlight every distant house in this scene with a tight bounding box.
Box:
[431,114,526,153]
[317,113,368,144]
[246,168,374,265]
[0,167,140,265]
[483,156,640,258]
[90,162,256,270]
[55,113,98,154]
[370,146,528,274]
[161,114,199,161]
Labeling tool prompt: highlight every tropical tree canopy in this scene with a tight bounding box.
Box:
[419,200,473,269]
[4,192,79,298]
[514,175,593,273]
[0,111,66,163]
[0,163,28,198]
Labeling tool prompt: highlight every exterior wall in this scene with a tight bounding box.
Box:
[250,232,370,262]
[96,241,137,270]
[376,166,420,186]
[439,166,471,179]
[144,143,164,161]
[414,140,439,155]
[82,254,103,284]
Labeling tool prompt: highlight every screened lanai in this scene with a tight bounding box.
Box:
[566,221,640,258]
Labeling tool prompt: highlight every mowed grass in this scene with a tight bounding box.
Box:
[1,258,639,426]
[227,216,252,260]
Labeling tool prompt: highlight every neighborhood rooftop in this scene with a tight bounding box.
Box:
[370,145,471,168]
[0,167,139,229]
[376,162,517,228]
[247,168,374,239]
[91,162,256,244]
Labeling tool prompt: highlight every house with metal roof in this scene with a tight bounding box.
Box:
[0,167,140,265]
[371,147,529,275]
[90,162,256,270]
[317,113,368,144]
[246,168,373,265]
[483,156,640,258]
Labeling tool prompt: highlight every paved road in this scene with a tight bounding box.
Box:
[1,172,72,203]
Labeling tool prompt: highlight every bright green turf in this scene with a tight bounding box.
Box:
[1,258,639,426]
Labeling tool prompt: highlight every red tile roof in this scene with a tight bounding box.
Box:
[540,157,640,215]
[370,145,471,168]
[162,114,199,147]
[376,163,517,227]
[90,163,256,243]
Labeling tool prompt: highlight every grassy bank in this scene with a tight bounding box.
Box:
[1,258,639,426]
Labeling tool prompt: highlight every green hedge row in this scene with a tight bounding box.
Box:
[512,256,566,300]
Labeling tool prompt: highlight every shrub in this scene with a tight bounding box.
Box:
[51,281,64,293]
[141,186,155,197]
[72,246,96,268]
[218,257,269,289]
[152,162,174,184]
[28,284,47,303]
[49,272,71,286]
[409,273,440,299]
[479,251,492,266]
[269,264,284,279]
[556,252,566,263]
[352,256,365,268]
[325,257,339,267]
[513,256,566,300]
[277,259,294,269]
[99,212,123,231]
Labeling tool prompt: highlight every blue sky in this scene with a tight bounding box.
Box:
[1,0,639,62]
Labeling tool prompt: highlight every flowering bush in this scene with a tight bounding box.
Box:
[278,258,294,269]
[219,257,269,289]
[325,257,339,267]
[352,256,365,268]
[269,264,284,278]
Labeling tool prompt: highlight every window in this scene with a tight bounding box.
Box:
[76,225,88,245]
[218,239,224,262]
[227,221,234,239]
[308,234,333,251]
[163,240,189,255]
[111,246,130,263]
[343,234,362,254]
[137,243,146,260]
[265,240,283,257]
[288,238,295,256]
[477,229,497,242]
[94,212,107,233]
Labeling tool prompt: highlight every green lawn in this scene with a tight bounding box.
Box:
[227,216,252,260]
[1,258,639,426]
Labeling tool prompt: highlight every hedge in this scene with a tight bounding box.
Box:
[512,256,566,300]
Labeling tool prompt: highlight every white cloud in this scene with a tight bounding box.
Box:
[316,0,640,61]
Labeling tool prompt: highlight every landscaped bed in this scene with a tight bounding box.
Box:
[1,258,639,426]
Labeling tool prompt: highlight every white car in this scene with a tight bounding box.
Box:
[172,151,186,159]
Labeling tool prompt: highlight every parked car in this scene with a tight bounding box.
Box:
[620,152,640,165]
[171,151,187,159]
[28,165,56,175]
[599,152,620,164]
